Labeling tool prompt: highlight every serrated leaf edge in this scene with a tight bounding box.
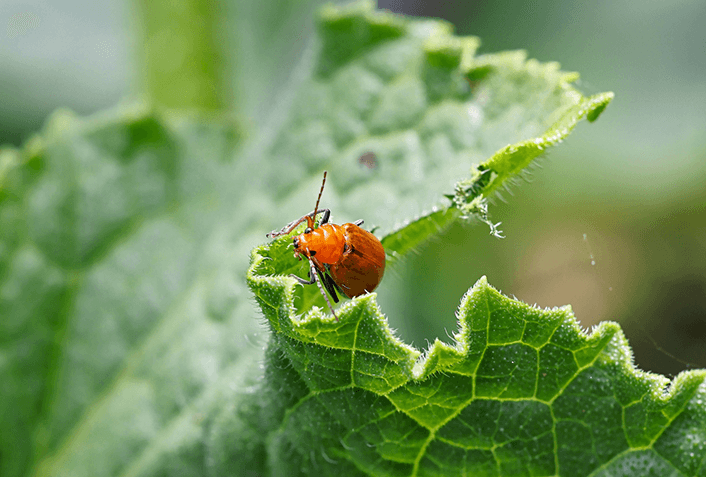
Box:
[249,246,704,396]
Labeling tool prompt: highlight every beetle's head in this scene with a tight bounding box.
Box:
[292,232,310,260]
[292,215,316,259]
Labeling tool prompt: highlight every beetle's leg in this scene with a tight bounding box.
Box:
[267,216,307,238]
[297,209,330,221]
[266,209,332,238]
[305,208,331,225]
[289,273,316,285]
[319,209,331,225]
[317,267,340,303]
[288,262,339,320]
[309,260,339,321]
[353,219,364,226]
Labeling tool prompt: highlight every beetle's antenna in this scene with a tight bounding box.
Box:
[311,171,327,226]
[310,260,339,321]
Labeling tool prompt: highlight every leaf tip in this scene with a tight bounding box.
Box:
[473,274,490,289]
[586,91,615,122]
[317,0,407,77]
[423,35,479,70]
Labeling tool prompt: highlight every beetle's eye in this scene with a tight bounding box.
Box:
[304,227,312,234]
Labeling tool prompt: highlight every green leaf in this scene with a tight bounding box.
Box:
[248,252,706,476]
[2,2,702,477]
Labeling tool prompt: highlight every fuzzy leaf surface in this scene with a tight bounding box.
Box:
[248,248,706,476]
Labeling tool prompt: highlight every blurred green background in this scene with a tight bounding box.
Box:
[2,0,704,377]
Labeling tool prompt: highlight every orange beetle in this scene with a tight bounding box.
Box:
[266,171,385,320]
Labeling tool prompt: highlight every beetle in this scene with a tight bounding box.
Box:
[266,171,385,321]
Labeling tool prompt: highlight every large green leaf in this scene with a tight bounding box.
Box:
[1,2,701,477]
[248,254,706,476]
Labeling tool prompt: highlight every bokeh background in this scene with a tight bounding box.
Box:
[2,0,704,376]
